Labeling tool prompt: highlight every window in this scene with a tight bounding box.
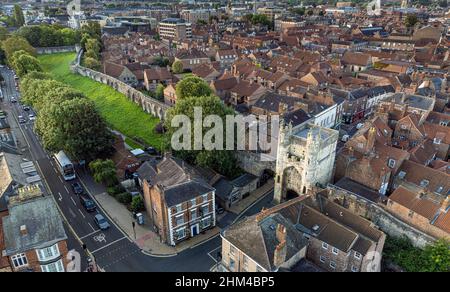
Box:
[388,159,396,169]
[322,242,328,250]
[176,228,186,240]
[320,256,326,263]
[243,256,249,271]
[332,247,339,255]
[351,265,359,272]
[175,214,184,226]
[175,204,183,213]
[202,194,209,202]
[190,209,197,221]
[11,253,28,269]
[201,216,211,229]
[256,265,264,272]
[230,245,236,256]
[201,204,210,215]
[229,258,236,271]
[190,198,197,207]
[41,259,64,272]
[37,244,60,262]
[354,252,362,260]
[330,261,336,269]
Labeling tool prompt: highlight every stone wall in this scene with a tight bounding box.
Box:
[71,50,169,120]
[323,184,436,248]
[236,151,276,178]
[36,46,77,55]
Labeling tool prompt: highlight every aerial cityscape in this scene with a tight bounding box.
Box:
[0,0,449,275]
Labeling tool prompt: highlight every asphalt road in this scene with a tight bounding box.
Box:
[0,67,274,272]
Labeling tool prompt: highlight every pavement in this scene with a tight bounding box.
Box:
[0,67,276,272]
[228,180,274,215]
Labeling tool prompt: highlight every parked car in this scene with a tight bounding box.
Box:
[23,105,30,111]
[71,182,84,195]
[11,97,17,103]
[28,113,36,121]
[356,123,364,130]
[79,194,96,212]
[94,214,110,230]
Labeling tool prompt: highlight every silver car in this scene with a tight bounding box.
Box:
[94,214,110,230]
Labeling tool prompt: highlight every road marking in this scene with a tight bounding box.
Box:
[80,230,101,240]
[70,197,77,206]
[94,233,107,244]
[57,192,62,202]
[55,168,59,175]
[88,223,96,232]
[68,208,77,218]
[207,246,221,263]
[78,209,86,219]
[91,237,127,255]
[58,176,63,183]
[64,185,70,194]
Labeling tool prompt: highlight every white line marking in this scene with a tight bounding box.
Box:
[58,176,63,183]
[91,237,127,255]
[88,223,96,232]
[70,197,77,206]
[207,246,221,263]
[68,208,77,218]
[78,209,86,219]
[58,192,63,202]
[80,230,101,240]
[64,186,70,194]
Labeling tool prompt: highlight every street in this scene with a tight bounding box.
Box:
[0,67,274,272]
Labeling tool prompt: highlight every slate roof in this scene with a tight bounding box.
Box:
[282,109,312,127]
[2,196,67,256]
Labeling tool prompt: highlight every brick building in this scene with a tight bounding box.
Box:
[137,156,216,246]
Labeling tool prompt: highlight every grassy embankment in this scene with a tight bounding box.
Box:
[38,52,165,150]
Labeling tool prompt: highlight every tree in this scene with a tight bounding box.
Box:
[175,76,213,100]
[35,98,114,161]
[155,83,165,100]
[1,36,35,62]
[13,53,42,77]
[84,38,101,60]
[171,60,184,74]
[438,0,448,7]
[13,5,25,27]
[422,239,450,272]
[83,57,101,70]
[89,159,118,187]
[131,196,145,213]
[405,14,419,28]
[0,27,9,41]
[307,10,314,16]
[21,79,67,107]
[165,95,238,177]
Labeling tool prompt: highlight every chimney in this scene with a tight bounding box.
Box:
[366,126,377,153]
[278,102,289,114]
[20,225,28,236]
[273,224,287,267]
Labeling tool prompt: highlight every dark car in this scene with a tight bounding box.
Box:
[79,194,96,212]
[215,203,225,215]
[71,182,84,195]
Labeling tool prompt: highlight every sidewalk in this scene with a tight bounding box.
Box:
[94,192,220,256]
[228,180,274,215]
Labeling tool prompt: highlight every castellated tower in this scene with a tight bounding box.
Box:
[274,122,339,204]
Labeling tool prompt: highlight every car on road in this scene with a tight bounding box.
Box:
[356,123,364,130]
[18,115,26,123]
[79,194,96,212]
[341,134,350,142]
[94,214,110,230]
[71,182,84,195]
[28,113,36,121]
[10,97,17,103]
[145,147,158,155]
[23,105,30,111]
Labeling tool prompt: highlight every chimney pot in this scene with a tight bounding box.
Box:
[20,225,27,236]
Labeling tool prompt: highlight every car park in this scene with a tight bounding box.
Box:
[94,214,110,230]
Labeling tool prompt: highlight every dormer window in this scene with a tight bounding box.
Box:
[433,138,441,145]
[420,180,430,188]
[388,159,396,169]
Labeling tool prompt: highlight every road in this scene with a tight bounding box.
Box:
[0,67,274,272]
